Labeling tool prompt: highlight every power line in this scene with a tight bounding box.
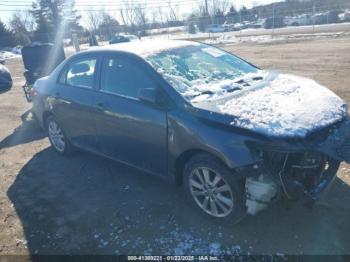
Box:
[0,0,199,12]
[0,0,199,7]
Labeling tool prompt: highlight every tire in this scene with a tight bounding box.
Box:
[183,153,246,224]
[46,115,72,156]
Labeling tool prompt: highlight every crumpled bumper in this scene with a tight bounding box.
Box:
[306,159,340,201]
[315,117,350,163]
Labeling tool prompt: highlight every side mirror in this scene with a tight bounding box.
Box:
[0,59,5,65]
[138,88,157,105]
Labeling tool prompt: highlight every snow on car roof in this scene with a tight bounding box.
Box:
[89,39,200,57]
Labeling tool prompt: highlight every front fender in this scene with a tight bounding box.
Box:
[167,112,260,175]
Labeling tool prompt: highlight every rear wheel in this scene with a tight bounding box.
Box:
[46,115,72,156]
[183,154,246,224]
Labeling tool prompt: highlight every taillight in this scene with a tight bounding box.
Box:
[30,88,37,98]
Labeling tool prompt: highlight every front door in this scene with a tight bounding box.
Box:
[92,54,168,176]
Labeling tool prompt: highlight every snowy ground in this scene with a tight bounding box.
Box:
[0,46,22,61]
[59,22,350,56]
[202,31,350,45]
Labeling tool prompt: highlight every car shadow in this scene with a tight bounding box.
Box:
[0,110,45,149]
[7,147,350,255]
[0,87,11,94]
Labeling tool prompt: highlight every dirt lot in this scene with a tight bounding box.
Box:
[0,36,350,256]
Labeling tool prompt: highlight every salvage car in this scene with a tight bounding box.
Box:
[0,59,12,93]
[109,34,138,45]
[31,40,350,223]
[206,24,229,33]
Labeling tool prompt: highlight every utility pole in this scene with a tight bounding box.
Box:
[205,0,209,16]
[272,2,275,38]
[205,0,209,36]
[312,4,316,35]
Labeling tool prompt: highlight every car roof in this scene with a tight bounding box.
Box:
[84,39,200,58]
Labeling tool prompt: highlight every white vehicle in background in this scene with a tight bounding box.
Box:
[285,14,313,26]
[206,24,228,33]
[339,11,350,22]
[232,23,245,31]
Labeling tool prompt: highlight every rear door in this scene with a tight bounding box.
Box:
[92,54,168,176]
[53,55,99,151]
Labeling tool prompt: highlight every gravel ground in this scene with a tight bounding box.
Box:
[0,36,350,256]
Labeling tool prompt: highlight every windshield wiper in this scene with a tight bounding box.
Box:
[226,87,242,93]
[189,86,242,99]
[190,90,214,98]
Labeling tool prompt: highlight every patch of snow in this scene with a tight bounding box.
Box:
[0,50,21,60]
[209,242,221,255]
[94,40,199,57]
[185,71,266,103]
[203,32,347,45]
[216,71,346,138]
[0,46,22,60]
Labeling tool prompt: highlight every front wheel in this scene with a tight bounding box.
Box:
[183,154,246,224]
[46,116,72,156]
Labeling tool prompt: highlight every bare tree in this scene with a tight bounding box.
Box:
[194,0,230,17]
[167,1,180,22]
[215,0,230,15]
[157,7,166,26]
[9,10,35,45]
[119,0,137,31]
[85,9,103,33]
[134,3,148,29]
[150,9,159,25]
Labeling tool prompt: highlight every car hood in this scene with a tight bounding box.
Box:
[192,71,347,138]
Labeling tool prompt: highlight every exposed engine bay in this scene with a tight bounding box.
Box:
[245,151,339,215]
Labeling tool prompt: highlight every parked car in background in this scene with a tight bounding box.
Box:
[232,22,248,31]
[285,14,313,26]
[246,20,264,29]
[264,17,285,29]
[312,11,339,25]
[109,34,138,45]
[0,60,12,93]
[206,24,228,33]
[339,11,350,22]
[32,40,350,223]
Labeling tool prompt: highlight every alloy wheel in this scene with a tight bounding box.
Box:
[189,167,234,217]
[48,120,66,153]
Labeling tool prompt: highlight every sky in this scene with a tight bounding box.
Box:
[0,0,282,25]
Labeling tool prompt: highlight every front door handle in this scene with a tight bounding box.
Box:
[96,102,105,111]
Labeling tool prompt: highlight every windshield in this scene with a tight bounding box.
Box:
[146,44,260,102]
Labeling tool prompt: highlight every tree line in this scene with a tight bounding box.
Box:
[0,0,349,48]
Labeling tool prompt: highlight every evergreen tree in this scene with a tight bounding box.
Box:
[31,0,81,42]
[98,13,120,39]
[0,20,15,48]
[226,6,238,23]
[239,6,249,21]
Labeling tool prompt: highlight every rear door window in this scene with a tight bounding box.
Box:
[59,57,97,89]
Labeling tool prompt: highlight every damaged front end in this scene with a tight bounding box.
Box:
[244,151,339,215]
[241,117,350,215]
